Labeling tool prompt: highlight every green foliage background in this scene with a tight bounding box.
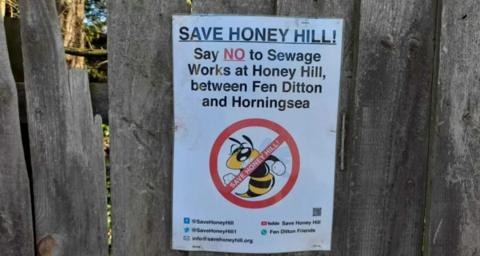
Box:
[85,0,108,81]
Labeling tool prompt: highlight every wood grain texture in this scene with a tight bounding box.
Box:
[276,0,356,255]
[19,0,107,254]
[66,70,108,256]
[6,17,108,124]
[108,0,189,255]
[341,0,436,255]
[0,15,35,256]
[426,1,480,255]
[192,0,275,14]
[17,82,108,124]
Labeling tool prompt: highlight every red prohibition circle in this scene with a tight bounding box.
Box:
[209,118,300,208]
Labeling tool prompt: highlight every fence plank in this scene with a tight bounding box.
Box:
[67,70,108,256]
[108,0,190,255]
[192,0,275,14]
[426,1,480,255]
[338,0,436,255]
[276,0,356,255]
[19,0,107,255]
[17,82,108,124]
[0,15,34,256]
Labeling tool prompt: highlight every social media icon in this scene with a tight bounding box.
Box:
[183,235,190,241]
[184,217,190,224]
[184,227,190,233]
[261,221,268,226]
[261,229,267,236]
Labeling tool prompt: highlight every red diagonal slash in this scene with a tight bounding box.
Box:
[223,135,286,194]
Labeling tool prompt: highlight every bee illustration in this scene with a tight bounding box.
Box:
[223,135,286,198]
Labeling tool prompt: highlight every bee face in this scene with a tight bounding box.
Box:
[226,135,259,170]
[236,147,252,162]
[227,145,260,170]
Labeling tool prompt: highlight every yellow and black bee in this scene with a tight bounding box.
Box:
[224,135,285,198]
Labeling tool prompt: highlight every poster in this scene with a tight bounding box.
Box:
[172,15,343,253]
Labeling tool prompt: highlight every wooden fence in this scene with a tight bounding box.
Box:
[0,0,479,255]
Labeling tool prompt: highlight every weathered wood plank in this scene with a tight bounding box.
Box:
[426,1,480,255]
[0,13,34,256]
[5,16,109,124]
[189,1,275,256]
[108,0,189,255]
[15,83,27,124]
[67,70,108,256]
[338,0,436,255]
[192,0,275,14]
[17,82,108,124]
[5,18,108,124]
[19,0,107,254]
[276,0,356,255]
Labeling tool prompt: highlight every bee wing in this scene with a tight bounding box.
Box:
[272,161,286,176]
[222,173,236,184]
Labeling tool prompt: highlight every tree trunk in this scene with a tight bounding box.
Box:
[1,0,5,17]
[57,0,85,68]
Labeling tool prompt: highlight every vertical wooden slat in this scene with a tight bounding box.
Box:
[67,70,108,256]
[0,13,34,256]
[426,1,480,255]
[16,82,109,125]
[108,0,189,255]
[276,1,356,255]
[339,0,436,255]
[19,0,107,254]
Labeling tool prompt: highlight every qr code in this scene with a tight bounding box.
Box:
[312,208,322,217]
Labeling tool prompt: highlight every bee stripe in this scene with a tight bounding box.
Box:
[249,185,272,195]
[250,175,273,182]
[247,174,274,196]
[249,179,273,188]
[246,191,260,197]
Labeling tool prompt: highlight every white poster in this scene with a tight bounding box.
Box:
[172,15,343,253]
